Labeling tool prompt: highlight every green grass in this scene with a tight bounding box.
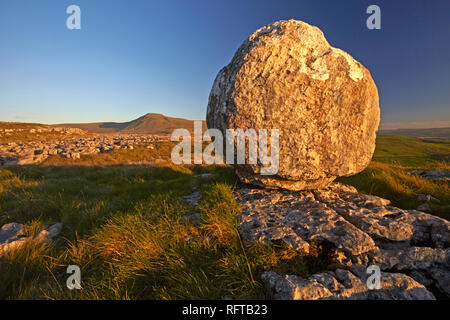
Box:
[372,135,450,167]
[0,164,322,299]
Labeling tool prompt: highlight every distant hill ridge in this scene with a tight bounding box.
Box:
[378,127,450,140]
[3,116,448,138]
[57,113,206,135]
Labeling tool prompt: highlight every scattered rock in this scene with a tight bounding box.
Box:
[0,222,62,257]
[0,156,18,166]
[182,192,202,210]
[418,194,440,203]
[195,173,215,180]
[236,187,376,257]
[410,170,450,182]
[206,19,380,191]
[17,156,39,165]
[0,133,167,165]
[35,223,63,243]
[417,203,430,212]
[182,213,202,225]
[428,266,450,297]
[0,222,24,243]
[70,152,81,160]
[373,247,448,271]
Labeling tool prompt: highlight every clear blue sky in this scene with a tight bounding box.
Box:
[0,0,449,127]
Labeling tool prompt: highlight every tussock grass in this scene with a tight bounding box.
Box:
[0,239,53,299]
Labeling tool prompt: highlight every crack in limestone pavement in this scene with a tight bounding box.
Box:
[235,183,450,299]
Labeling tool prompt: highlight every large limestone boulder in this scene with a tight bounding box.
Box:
[207,19,380,190]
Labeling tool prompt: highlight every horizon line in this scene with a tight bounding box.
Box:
[2,115,450,131]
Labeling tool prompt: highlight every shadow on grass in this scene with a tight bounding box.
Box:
[0,164,238,237]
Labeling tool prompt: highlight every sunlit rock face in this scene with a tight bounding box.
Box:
[207,19,380,190]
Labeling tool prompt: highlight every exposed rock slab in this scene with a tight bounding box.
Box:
[373,247,448,271]
[236,183,450,299]
[313,184,450,247]
[207,19,380,190]
[261,266,435,300]
[236,187,377,258]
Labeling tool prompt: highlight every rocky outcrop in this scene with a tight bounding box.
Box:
[236,183,450,299]
[0,127,85,136]
[262,266,435,300]
[207,19,380,190]
[0,222,62,257]
[237,187,377,257]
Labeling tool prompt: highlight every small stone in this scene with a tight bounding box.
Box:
[0,222,24,243]
[182,192,202,210]
[417,203,430,212]
[36,223,63,242]
[70,152,81,160]
[418,194,440,203]
[410,170,450,182]
[195,173,215,180]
